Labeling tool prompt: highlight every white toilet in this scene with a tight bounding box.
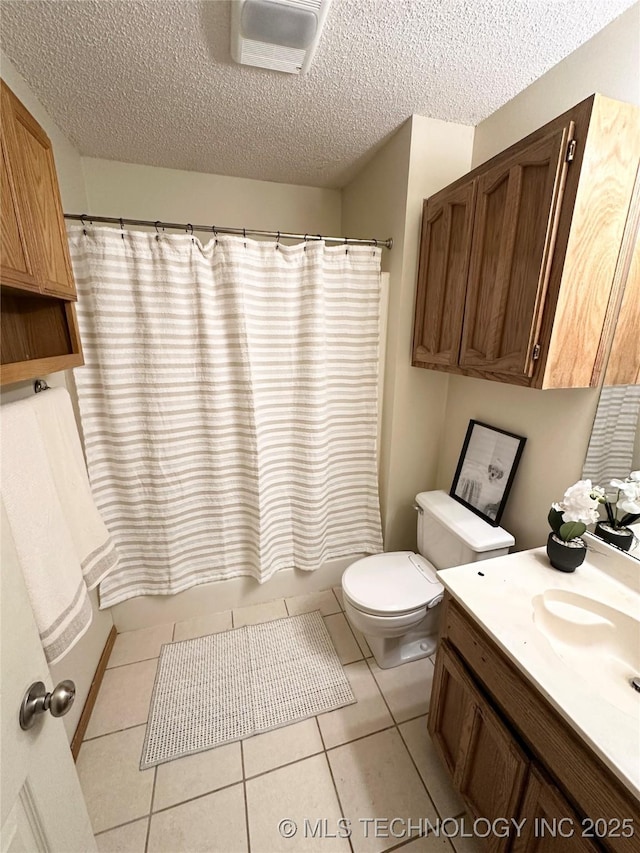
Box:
[342,490,514,668]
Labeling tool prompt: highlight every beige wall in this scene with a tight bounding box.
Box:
[436,5,640,552]
[0,52,113,741]
[342,116,474,550]
[473,4,640,167]
[81,157,341,236]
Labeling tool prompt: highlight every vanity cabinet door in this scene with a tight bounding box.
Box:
[412,179,476,369]
[513,767,600,853]
[458,123,573,379]
[429,641,529,853]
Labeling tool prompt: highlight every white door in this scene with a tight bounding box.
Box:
[0,504,96,853]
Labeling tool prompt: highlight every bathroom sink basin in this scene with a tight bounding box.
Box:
[532,589,640,716]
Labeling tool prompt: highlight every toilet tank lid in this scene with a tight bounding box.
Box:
[415,490,515,552]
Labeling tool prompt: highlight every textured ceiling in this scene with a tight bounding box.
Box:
[0,0,635,188]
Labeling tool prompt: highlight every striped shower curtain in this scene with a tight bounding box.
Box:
[68,226,383,607]
[582,384,640,484]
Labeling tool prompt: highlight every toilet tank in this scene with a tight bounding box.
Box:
[415,490,514,569]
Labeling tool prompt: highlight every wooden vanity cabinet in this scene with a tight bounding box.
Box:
[1,80,83,385]
[513,767,600,853]
[429,594,640,853]
[412,94,640,389]
[429,640,529,853]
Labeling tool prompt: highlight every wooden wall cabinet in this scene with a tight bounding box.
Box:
[1,80,83,385]
[412,95,640,389]
[428,595,640,852]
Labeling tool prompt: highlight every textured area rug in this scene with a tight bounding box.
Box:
[141,610,355,768]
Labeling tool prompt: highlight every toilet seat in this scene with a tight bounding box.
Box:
[342,551,444,617]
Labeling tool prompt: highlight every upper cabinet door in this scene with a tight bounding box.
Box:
[459,124,573,378]
[1,82,77,299]
[412,180,476,368]
[0,89,41,293]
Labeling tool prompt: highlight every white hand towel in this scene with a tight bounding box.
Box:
[30,387,119,590]
[0,399,92,664]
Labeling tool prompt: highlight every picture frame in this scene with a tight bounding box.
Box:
[450,420,527,527]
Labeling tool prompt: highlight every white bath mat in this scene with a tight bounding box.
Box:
[140,610,355,768]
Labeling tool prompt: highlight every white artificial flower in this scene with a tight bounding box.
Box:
[619,497,640,515]
[560,480,601,525]
[611,476,640,502]
[629,471,640,481]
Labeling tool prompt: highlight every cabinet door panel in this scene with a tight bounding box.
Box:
[513,767,599,853]
[0,98,40,292]
[460,125,572,377]
[413,182,476,368]
[429,641,529,853]
[457,701,529,847]
[428,640,474,775]
[7,88,76,299]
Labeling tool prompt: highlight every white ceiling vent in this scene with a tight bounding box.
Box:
[231,0,332,75]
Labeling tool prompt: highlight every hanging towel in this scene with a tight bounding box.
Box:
[0,398,92,664]
[30,387,119,590]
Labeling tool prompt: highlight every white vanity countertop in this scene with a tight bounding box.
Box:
[437,545,640,799]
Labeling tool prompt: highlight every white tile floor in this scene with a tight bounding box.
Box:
[78,589,480,853]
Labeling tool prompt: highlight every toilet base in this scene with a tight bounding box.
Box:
[366,630,438,669]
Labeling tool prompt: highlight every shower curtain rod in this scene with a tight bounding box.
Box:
[64,214,393,249]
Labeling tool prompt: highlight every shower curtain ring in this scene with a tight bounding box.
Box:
[276,231,280,251]
[213,225,218,246]
[80,214,88,236]
[186,223,194,243]
[304,234,308,252]
[154,221,161,242]
[344,237,349,256]
[120,218,125,240]
[243,228,247,248]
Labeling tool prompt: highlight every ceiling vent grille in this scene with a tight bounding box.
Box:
[231,0,332,75]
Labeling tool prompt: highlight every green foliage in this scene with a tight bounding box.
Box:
[548,507,564,534]
[559,521,586,542]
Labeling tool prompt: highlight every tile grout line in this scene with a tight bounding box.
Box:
[106,654,161,671]
[83,721,148,744]
[363,657,442,828]
[316,721,355,853]
[395,719,442,821]
[93,814,149,838]
[328,610,367,664]
[148,778,243,818]
[341,608,373,660]
[143,766,157,853]
[240,740,252,853]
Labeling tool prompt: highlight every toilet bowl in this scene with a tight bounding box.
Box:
[342,551,443,668]
[341,490,514,669]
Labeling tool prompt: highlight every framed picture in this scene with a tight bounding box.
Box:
[450,420,526,527]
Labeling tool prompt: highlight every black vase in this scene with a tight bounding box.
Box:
[546,532,586,573]
[594,522,634,552]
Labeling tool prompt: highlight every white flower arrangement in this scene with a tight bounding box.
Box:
[600,471,640,529]
[548,479,602,542]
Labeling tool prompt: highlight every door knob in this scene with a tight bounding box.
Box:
[19,680,76,730]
